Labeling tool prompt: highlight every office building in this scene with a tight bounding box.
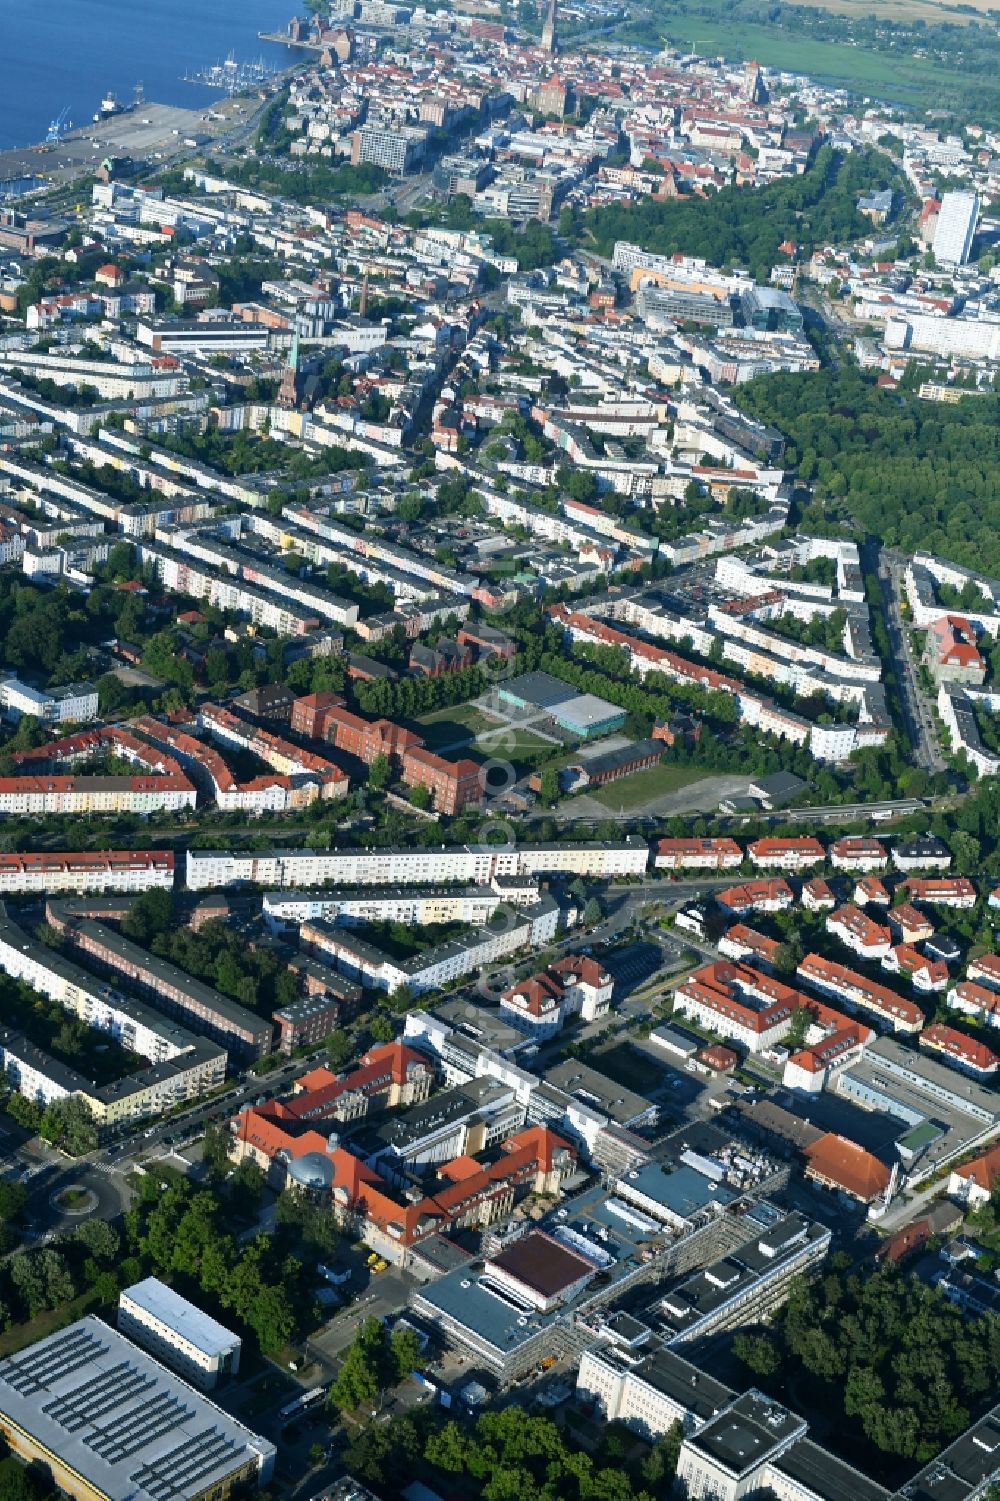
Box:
[118,1279,241,1390]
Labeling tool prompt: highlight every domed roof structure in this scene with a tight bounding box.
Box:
[288,1152,334,1190]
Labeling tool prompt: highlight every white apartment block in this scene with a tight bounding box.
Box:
[709,607,880,684]
[0,779,196,817]
[933,190,979,265]
[0,1030,81,1109]
[263,886,509,929]
[0,906,193,1065]
[0,675,98,725]
[797,955,925,1035]
[309,897,560,997]
[137,541,322,637]
[118,1279,241,1390]
[284,505,473,598]
[0,851,174,896]
[185,839,649,892]
[654,839,743,871]
[828,838,888,872]
[826,906,892,960]
[748,840,824,872]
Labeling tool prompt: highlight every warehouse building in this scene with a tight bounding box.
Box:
[497,671,626,740]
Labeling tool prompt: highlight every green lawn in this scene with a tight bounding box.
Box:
[588,762,710,811]
[649,6,978,108]
[476,725,559,772]
[414,703,498,749]
[416,702,494,729]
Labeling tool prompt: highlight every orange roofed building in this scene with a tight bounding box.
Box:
[232,1104,577,1265]
[949,1143,1000,1206]
[805,1133,891,1203]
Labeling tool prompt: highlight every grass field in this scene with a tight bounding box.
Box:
[748,0,997,18]
[589,762,711,811]
[414,702,498,749]
[0,1288,100,1358]
[477,724,559,772]
[415,704,562,772]
[650,6,984,106]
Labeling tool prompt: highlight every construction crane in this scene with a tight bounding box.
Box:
[46,106,71,143]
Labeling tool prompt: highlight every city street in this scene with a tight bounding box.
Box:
[877,547,945,773]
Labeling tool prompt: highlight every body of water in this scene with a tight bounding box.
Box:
[0,0,300,149]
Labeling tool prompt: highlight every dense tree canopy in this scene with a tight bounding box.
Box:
[737,366,1000,574]
[736,1264,998,1462]
[571,147,901,281]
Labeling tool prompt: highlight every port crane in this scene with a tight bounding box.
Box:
[46,106,71,143]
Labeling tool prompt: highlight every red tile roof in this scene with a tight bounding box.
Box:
[805,1133,891,1201]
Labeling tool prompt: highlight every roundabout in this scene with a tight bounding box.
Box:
[50,1184,99,1217]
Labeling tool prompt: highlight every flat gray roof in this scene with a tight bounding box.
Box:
[0,1316,273,1501]
[544,1059,654,1126]
[689,1391,805,1476]
[779,1438,889,1501]
[120,1280,240,1360]
[618,1163,737,1219]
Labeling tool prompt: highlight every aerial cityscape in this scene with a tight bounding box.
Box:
[0,2,999,1501]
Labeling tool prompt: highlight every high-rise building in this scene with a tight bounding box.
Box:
[932,190,979,265]
[351,123,428,175]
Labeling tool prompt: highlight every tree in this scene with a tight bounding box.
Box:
[368,753,391,792]
[397,493,423,523]
[331,1318,388,1412]
[243,1281,296,1354]
[641,1420,683,1489]
[5,1094,41,1134]
[202,1122,233,1176]
[39,1096,97,1155]
[205,648,230,691]
[774,937,804,976]
[733,1331,783,1378]
[8,1253,47,1319]
[325,1030,353,1068]
[122,889,173,946]
[409,783,431,810]
[784,1004,810,1049]
[231,1159,266,1211]
[73,1218,119,1263]
[538,767,560,806]
[390,1325,424,1381]
[0,1181,27,1224]
[387,983,413,1013]
[583,897,602,925]
[425,1421,468,1473]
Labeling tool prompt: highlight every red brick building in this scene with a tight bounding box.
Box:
[401,746,482,814]
[290,692,342,738]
